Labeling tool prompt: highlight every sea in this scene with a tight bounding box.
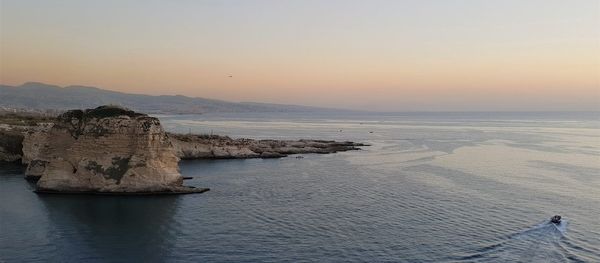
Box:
[1,111,599,262]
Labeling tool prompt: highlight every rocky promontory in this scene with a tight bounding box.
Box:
[169,133,366,159]
[1,106,367,194]
[25,106,207,194]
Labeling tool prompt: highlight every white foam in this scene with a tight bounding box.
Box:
[552,219,568,234]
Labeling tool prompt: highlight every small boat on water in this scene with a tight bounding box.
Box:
[550,215,561,224]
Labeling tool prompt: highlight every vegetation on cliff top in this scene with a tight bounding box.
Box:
[84,105,146,119]
[59,105,146,122]
[0,105,145,127]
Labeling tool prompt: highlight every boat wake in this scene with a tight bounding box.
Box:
[455,219,582,262]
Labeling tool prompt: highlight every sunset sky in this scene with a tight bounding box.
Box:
[1,0,599,111]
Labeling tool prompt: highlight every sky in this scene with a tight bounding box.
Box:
[0,0,599,111]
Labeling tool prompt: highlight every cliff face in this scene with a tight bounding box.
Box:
[169,133,366,159]
[29,106,206,194]
[3,106,367,194]
[0,113,55,164]
[0,129,24,162]
[21,124,53,179]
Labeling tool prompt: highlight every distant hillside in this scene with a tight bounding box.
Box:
[0,82,339,114]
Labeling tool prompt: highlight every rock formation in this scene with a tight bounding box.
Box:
[21,124,53,179]
[1,105,368,195]
[28,106,207,194]
[0,129,24,162]
[169,133,366,159]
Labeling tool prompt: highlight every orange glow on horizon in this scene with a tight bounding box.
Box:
[1,0,598,111]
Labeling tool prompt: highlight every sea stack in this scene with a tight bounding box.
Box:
[29,105,207,194]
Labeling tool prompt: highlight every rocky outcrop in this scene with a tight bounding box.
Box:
[0,113,56,165]
[28,106,207,194]
[21,124,52,164]
[0,129,24,163]
[3,106,368,194]
[21,124,53,179]
[169,133,366,159]
[0,123,54,166]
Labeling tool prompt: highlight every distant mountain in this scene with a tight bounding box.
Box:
[0,82,341,114]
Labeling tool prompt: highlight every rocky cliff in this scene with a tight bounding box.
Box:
[2,106,368,194]
[169,133,366,159]
[28,106,207,194]
[0,112,55,164]
[0,129,24,162]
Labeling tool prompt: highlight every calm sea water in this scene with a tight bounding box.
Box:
[1,112,599,262]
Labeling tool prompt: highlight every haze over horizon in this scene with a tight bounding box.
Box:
[1,0,599,111]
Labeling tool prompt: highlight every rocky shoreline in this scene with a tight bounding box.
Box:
[0,106,367,195]
[169,133,367,159]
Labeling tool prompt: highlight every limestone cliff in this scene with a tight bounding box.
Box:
[21,124,53,179]
[0,129,24,163]
[29,106,207,194]
[3,106,368,194]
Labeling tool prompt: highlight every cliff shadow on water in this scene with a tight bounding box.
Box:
[36,194,184,262]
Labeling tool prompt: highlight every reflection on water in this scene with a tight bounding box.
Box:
[38,195,180,262]
[1,112,599,262]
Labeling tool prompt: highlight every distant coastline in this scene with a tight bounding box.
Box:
[0,82,353,115]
